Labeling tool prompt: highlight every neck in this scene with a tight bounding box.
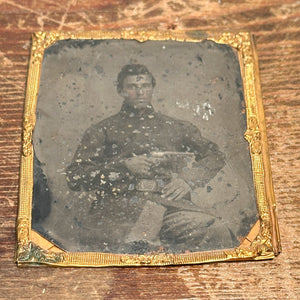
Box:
[121,102,154,115]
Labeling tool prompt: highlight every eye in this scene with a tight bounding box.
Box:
[126,84,137,90]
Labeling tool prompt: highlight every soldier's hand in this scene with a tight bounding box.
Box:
[124,155,153,176]
[161,178,191,202]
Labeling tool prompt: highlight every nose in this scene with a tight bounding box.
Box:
[136,86,144,95]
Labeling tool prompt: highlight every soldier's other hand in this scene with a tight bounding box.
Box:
[161,178,191,202]
[124,155,153,176]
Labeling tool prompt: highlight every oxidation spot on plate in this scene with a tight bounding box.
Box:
[95,65,103,74]
[196,55,203,63]
[207,185,213,193]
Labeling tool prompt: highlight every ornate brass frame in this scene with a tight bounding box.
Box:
[17,30,281,267]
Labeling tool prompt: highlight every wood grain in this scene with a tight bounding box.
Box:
[0,0,299,299]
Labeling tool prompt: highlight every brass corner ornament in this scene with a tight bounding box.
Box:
[17,30,280,267]
[17,242,65,265]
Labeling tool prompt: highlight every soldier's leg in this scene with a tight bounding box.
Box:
[159,209,236,252]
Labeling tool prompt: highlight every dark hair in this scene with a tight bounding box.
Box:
[117,64,156,93]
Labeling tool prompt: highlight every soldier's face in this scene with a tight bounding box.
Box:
[120,74,154,109]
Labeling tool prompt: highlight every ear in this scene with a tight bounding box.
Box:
[119,90,128,98]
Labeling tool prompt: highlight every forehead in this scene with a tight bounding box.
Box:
[123,74,152,85]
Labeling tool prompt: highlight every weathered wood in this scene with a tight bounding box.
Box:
[0,0,299,299]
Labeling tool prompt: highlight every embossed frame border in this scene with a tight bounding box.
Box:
[17,30,281,267]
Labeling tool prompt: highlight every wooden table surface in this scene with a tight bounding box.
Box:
[0,1,299,299]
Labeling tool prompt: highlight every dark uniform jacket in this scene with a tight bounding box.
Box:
[66,103,226,253]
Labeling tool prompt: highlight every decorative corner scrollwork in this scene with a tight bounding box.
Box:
[32,32,57,64]
[120,253,174,265]
[16,218,65,265]
[22,113,36,157]
[250,231,274,257]
[225,231,274,260]
[31,31,75,64]
[17,242,65,265]
[216,32,252,61]
[217,32,246,50]
[244,116,262,154]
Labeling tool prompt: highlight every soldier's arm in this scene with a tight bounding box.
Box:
[179,122,225,188]
[65,125,128,192]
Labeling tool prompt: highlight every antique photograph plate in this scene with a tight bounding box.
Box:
[17,30,280,267]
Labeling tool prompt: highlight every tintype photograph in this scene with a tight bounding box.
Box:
[31,36,258,255]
